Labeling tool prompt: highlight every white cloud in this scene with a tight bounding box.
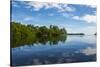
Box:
[81,47,96,56]
[82,15,96,23]
[57,4,75,12]
[72,16,80,20]
[24,1,75,12]
[26,2,45,11]
[23,17,33,21]
[72,14,96,23]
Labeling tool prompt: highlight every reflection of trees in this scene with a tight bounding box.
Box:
[12,35,67,48]
[11,22,67,48]
[49,35,67,45]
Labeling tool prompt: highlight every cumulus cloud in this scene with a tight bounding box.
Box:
[81,15,96,23]
[23,1,75,12]
[72,14,96,23]
[26,2,45,11]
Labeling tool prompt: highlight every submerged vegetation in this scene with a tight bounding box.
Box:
[11,22,67,48]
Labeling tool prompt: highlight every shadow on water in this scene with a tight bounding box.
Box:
[11,35,67,48]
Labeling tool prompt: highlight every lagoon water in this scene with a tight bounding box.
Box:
[11,35,96,66]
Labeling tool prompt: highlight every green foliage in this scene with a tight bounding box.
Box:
[11,21,67,48]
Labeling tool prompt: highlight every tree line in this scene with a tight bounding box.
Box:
[11,21,67,47]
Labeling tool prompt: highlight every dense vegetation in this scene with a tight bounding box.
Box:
[11,22,67,48]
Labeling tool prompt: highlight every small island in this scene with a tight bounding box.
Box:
[67,33,85,35]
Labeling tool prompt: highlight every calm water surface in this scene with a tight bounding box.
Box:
[11,35,96,66]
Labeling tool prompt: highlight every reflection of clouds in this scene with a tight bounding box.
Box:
[57,58,64,63]
[62,52,70,57]
[65,59,75,62]
[48,54,55,57]
[81,47,96,56]
[82,36,96,44]
[44,60,50,64]
[57,58,75,63]
[66,36,96,45]
[33,59,42,65]
[62,52,75,57]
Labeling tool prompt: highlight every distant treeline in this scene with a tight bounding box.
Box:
[11,22,67,47]
[67,33,84,35]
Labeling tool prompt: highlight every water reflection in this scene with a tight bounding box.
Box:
[11,35,96,66]
[80,47,96,56]
[12,35,67,48]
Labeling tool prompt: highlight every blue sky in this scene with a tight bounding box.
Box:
[11,1,96,34]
